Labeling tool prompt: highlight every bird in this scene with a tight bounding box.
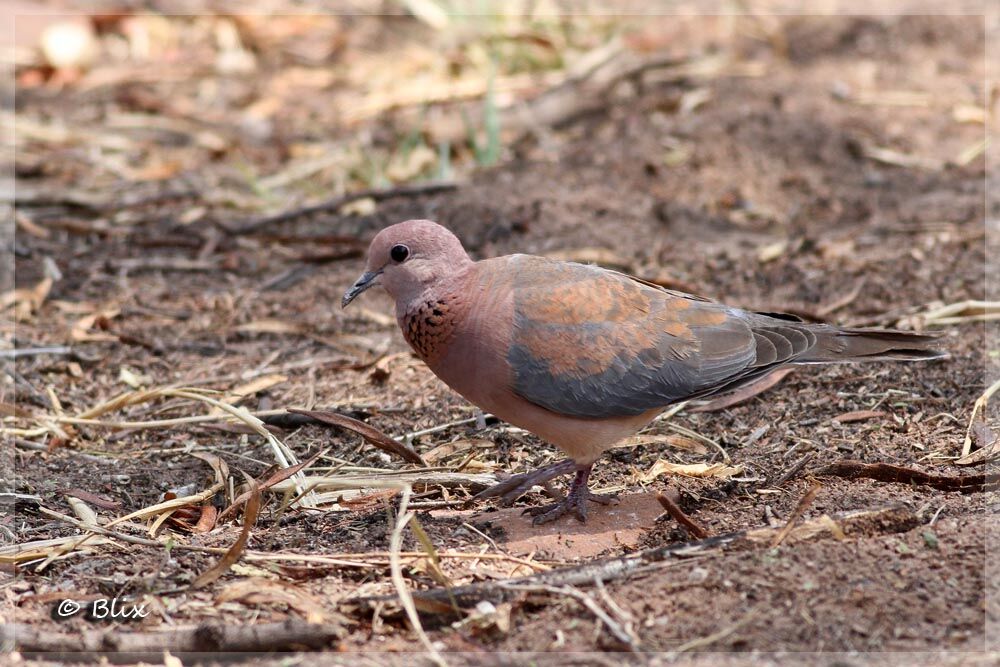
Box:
[342,219,946,525]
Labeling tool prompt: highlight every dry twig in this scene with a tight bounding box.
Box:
[351,505,919,613]
[770,481,822,547]
[813,460,997,493]
[6,620,343,660]
[655,490,709,539]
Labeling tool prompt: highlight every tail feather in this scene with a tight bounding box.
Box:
[797,326,948,363]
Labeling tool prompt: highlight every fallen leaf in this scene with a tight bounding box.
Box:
[192,505,218,534]
[619,434,708,455]
[217,577,332,623]
[217,449,322,522]
[3,277,52,320]
[71,308,121,342]
[118,367,151,389]
[188,452,230,488]
[163,651,183,667]
[338,488,400,510]
[640,459,744,483]
[193,473,259,588]
[355,307,395,327]
[235,319,307,335]
[221,374,287,404]
[423,438,491,464]
[953,104,986,124]
[288,409,425,465]
[63,489,120,510]
[757,240,788,263]
[229,564,279,579]
[954,420,1000,466]
[832,410,887,424]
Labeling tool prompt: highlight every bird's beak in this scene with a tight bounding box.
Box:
[341,270,381,308]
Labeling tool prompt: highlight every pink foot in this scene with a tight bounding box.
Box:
[476,461,618,524]
[524,467,619,525]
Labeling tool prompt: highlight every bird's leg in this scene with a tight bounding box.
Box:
[524,464,619,525]
[474,458,578,505]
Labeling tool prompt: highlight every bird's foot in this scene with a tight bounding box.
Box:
[523,466,619,525]
[524,488,619,525]
[474,458,577,505]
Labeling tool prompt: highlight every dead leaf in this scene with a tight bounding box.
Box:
[386,144,436,182]
[410,515,453,590]
[219,374,287,407]
[217,449,322,522]
[217,577,332,624]
[193,472,259,588]
[192,505,218,534]
[163,651,183,667]
[233,374,288,397]
[832,410,887,424]
[423,438,491,464]
[863,144,942,170]
[618,434,708,455]
[65,495,99,528]
[953,104,986,124]
[132,158,183,181]
[3,277,52,320]
[338,488,400,510]
[71,307,120,342]
[288,409,425,465]
[757,240,788,263]
[954,420,1000,466]
[118,367,151,389]
[63,489,120,511]
[640,460,744,483]
[355,307,395,327]
[235,319,307,335]
[189,452,230,488]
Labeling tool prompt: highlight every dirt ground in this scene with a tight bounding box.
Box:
[5,9,997,666]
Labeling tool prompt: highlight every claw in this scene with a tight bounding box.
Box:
[474,459,577,505]
[526,486,619,525]
[475,460,617,524]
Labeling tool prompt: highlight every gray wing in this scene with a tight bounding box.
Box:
[506,257,814,418]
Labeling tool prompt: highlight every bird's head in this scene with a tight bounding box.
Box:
[342,219,473,308]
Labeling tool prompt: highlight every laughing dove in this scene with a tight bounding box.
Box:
[343,219,945,524]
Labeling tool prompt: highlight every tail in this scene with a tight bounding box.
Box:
[796,325,948,364]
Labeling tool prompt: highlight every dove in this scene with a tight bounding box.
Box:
[342,219,945,524]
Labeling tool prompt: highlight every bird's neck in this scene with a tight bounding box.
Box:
[397,268,475,364]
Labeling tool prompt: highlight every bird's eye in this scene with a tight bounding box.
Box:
[390,244,410,262]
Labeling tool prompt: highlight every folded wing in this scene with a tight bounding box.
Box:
[506,257,817,418]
